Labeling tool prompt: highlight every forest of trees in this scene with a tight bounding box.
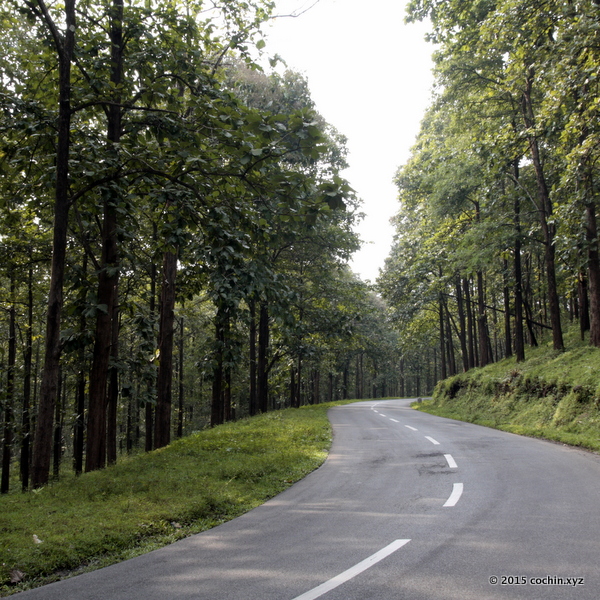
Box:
[379,0,600,384]
[0,0,406,494]
[8,0,596,498]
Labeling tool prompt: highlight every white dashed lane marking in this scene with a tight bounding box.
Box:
[291,539,411,600]
[444,454,458,469]
[443,483,464,507]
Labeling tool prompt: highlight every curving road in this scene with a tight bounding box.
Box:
[15,399,600,599]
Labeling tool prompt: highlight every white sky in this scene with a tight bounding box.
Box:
[262,0,435,282]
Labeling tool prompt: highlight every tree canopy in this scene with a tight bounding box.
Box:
[381,0,600,386]
[0,0,401,492]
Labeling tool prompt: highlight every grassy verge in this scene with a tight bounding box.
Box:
[414,329,600,452]
[0,401,354,596]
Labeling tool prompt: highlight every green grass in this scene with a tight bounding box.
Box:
[0,401,354,596]
[414,328,600,452]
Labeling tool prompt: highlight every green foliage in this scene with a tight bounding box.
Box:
[0,0,399,498]
[382,0,600,380]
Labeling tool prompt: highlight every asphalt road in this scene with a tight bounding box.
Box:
[15,399,600,599]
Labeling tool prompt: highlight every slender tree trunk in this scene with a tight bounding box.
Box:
[177,317,184,438]
[477,270,490,367]
[579,270,591,340]
[53,371,64,479]
[439,293,447,379]
[290,366,296,408]
[463,278,476,369]
[86,0,123,471]
[126,396,133,453]
[472,200,491,367]
[222,315,232,422]
[296,356,303,406]
[522,266,539,347]
[21,262,34,490]
[503,258,513,359]
[357,354,364,398]
[360,355,364,398]
[73,361,86,475]
[154,250,177,447]
[399,358,405,397]
[32,0,77,489]
[86,215,119,471]
[73,288,87,475]
[1,277,16,494]
[585,201,600,346]
[106,293,119,465]
[145,237,157,452]
[444,301,457,376]
[513,181,526,362]
[522,72,564,351]
[456,279,469,372]
[257,302,269,413]
[249,300,257,416]
[211,308,225,427]
[342,361,349,399]
[313,369,320,404]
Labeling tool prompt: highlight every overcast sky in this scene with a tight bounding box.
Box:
[262,0,435,282]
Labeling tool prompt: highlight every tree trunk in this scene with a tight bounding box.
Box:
[177,317,184,438]
[224,367,232,422]
[445,305,456,376]
[503,258,513,359]
[32,0,77,489]
[85,213,119,471]
[73,286,87,475]
[211,311,225,427]
[312,369,320,404]
[21,262,34,490]
[456,279,469,372]
[290,366,296,408]
[522,72,564,351]
[579,270,591,340]
[1,277,16,494]
[85,0,123,471]
[399,358,405,397]
[106,293,119,465]
[477,270,491,367]
[154,249,177,447]
[53,371,64,479]
[463,278,476,369]
[257,302,269,413]
[249,300,257,416]
[145,238,157,452]
[223,316,232,423]
[439,293,447,379]
[73,361,86,475]
[586,201,600,346]
[296,356,303,406]
[513,181,526,362]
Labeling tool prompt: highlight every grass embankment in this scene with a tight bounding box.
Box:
[0,402,351,596]
[415,329,600,452]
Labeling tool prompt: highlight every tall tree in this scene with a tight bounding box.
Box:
[30,0,77,488]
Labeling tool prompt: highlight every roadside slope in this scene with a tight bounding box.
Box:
[415,330,600,452]
[0,402,352,596]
